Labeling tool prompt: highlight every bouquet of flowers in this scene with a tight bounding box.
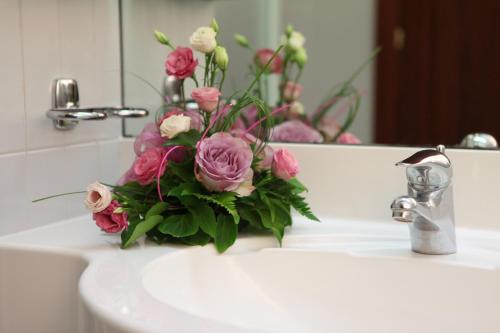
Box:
[234,25,380,144]
[36,19,318,253]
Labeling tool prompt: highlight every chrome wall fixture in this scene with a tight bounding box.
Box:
[459,133,498,149]
[46,78,149,130]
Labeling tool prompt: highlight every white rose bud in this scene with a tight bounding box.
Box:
[160,114,191,139]
[289,101,305,116]
[215,46,229,71]
[293,47,308,68]
[234,33,250,48]
[210,18,219,33]
[154,30,170,46]
[85,182,112,213]
[288,31,305,51]
[190,27,217,54]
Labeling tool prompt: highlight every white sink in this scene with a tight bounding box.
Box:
[141,230,500,333]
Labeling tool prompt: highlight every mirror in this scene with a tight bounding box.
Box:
[121,0,500,149]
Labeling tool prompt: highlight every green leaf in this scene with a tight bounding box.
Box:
[270,198,292,227]
[287,178,308,194]
[290,194,320,222]
[121,215,163,249]
[258,191,276,224]
[257,208,284,245]
[186,203,217,238]
[145,202,169,219]
[158,213,199,237]
[166,159,196,182]
[192,192,240,224]
[163,129,201,148]
[215,214,238,253]
[182,230,212,246]
[238,204,265,230]
[168,182,202,198]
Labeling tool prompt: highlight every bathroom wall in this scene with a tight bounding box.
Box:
[0,0,220,236]
[0,0,123,236]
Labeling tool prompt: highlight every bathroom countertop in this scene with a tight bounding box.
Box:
[2,216,500,333]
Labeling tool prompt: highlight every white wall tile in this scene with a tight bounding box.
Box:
[0,152,28,235]
[22,0,122,150]
[0,0,26,153]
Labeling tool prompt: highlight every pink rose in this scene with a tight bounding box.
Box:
[195,133,254,195]
[191,87,221,112]
[316,115,340,142]
[92,200,128,233]
[165,47,198,80]
[133,147,167,185]
[272,149,300,181]
[283,81,303,101]
[337,132,361,144]
[254,48,283,74]
[133,123,165,157]
[270,120,323,143]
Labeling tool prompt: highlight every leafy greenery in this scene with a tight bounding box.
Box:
[215,214,238,253]
[163,129,201,148]
[113,154,318,253]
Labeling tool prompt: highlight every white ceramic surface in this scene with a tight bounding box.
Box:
[1,143,500,332]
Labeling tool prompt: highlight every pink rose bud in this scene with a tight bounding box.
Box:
[336,132,361,144]
[283,81,303,102]
[191,87,221,113]
[254,48,283,74]
[92,200,128,233]
[165,47,198,79]
[272,148,300,181]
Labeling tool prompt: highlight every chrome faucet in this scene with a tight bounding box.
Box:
[391,145,456,254]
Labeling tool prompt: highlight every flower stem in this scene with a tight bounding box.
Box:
[32,191,87,203]
[180,82,186,111]
[191,74,199,88]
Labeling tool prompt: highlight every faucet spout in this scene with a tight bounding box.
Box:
[391,196,433,224]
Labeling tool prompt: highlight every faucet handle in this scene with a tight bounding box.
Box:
[396,145,452,190]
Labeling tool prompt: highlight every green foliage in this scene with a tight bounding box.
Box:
[112,151,318,252]
[186,203,217,238]
[163,129,201,148]
[159,214,199,237]
[192,192,240,224]
[215,214,238,253]
[145,202,169,219]
[121,215,163,249]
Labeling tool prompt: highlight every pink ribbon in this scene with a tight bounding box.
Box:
[156,145,183,201]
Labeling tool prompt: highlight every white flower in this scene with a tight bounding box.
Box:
[189,27,217,53]
[289,101,305,116]
[85,182,112,213]
[288,31,305,51]
[160,114,191,139]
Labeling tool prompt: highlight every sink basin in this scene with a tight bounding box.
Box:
[142,231,500,333]
[1,217,500,333]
